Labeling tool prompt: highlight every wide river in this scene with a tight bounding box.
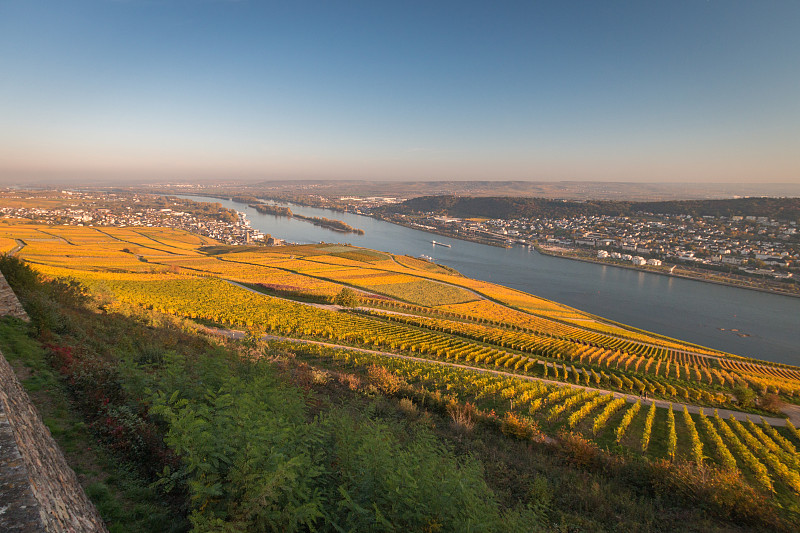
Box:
[180,196,799,366]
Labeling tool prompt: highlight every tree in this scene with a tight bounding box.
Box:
[733,384,756,407]
[333,287,360,307]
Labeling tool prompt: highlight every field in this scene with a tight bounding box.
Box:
[3,221,800,509]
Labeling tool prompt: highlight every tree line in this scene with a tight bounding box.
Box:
[377,196,800,221]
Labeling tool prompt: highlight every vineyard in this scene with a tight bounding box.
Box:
[268,340,800,500]
[3,222,800,502]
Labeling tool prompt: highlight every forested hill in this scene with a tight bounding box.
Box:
[378,196,800,221]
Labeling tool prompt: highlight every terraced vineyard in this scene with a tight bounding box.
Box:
[3,221,800,501]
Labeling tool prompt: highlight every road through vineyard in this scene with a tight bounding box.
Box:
[207,325,794,426]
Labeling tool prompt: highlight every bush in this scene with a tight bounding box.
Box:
[447,401,477,433]
[398,397,418,415]
[0,255,40,294]
[151,360,325,531]
[367,364,405,395]
[319,411,512,532]
[333,287,360,307]
[501,412,542,441]
[557,431,601,469]
[758,393,784,413]
[733,385,756,407]
[650,461,782,530]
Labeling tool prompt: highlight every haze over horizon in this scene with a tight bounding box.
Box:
[2,1,799,185]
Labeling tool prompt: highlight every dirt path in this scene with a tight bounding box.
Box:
[7,239,26,257]
[204,326,791,426]
[780,404,800,427]
[224,279,342,311]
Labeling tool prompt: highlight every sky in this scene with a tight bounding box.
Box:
[1,0,799,184]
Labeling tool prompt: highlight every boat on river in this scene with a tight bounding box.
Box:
[431,240,451,248]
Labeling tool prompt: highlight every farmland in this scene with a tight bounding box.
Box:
[2,221,800,528]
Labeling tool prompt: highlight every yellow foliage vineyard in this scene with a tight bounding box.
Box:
[4,222,800,498]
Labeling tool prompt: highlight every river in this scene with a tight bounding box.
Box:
[179,195,800,365]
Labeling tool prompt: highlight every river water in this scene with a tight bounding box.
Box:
[179,195,800,365]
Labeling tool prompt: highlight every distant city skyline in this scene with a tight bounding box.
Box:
[1,1,799,184]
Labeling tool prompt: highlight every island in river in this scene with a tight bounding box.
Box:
[250,203,365,235]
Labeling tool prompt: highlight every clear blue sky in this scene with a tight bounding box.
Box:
[1,0,799,183]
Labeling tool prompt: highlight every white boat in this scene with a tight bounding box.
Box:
[431,240,451,248]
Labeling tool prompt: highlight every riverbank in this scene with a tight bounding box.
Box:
[534,245,800,300]
[370,214,800,299]
[372,215,511,248]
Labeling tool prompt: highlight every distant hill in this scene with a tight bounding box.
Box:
[139,180,800,203]
[378,196,800,221]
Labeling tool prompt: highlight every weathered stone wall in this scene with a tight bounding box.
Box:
[0,271,29,321]
[0,398,43,532]
[0,271,107,532]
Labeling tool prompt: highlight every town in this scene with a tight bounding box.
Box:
[0,191,269,245]
[368,207,799,290]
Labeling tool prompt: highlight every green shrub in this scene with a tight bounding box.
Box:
[151,360,324,531]
[319,411,512,532]
[333,287,360,307]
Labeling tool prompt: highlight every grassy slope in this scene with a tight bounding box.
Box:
[0,318,185,533]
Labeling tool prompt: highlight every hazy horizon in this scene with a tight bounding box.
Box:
[2,1,799,184]
[5,178,800,202]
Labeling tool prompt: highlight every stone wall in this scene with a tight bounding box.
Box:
[0,271,28,321]
[0,271,107,532]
